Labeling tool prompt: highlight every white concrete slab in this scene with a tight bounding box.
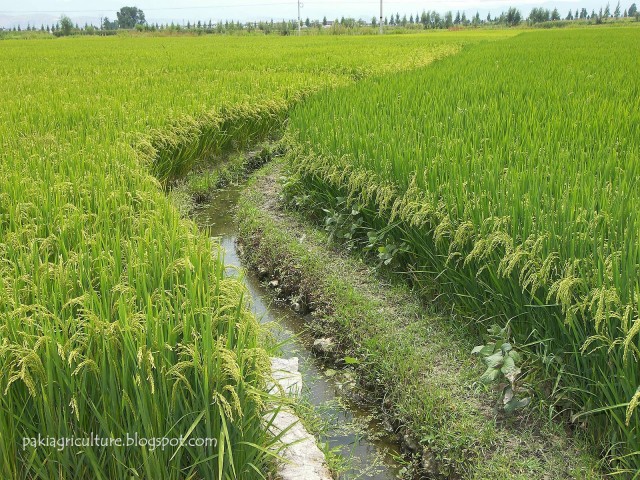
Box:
[266,357,332,480]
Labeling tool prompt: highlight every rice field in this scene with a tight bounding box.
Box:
[287,27,640,474]
[3,25,637,478]
[0,34,473,478]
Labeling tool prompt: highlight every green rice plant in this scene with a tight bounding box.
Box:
[287,27,640,474]
[0,144,273,478]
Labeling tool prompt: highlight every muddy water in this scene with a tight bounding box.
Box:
[193,185,403,480]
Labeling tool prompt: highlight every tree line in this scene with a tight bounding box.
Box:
[529,1,637,23]
[3,3,638,36]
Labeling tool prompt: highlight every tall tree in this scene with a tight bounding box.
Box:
[505,7,522,25]
[59,15,73,36]
[421,11,429,27]
[102,17,118,30]
[116,6,146,29]
[529,8,551,23]
[444,11,453,27]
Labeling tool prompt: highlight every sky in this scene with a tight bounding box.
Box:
[0,0,631,28]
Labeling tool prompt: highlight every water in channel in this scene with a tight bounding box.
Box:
[192,185,404,480]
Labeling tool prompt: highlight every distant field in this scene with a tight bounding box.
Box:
[287,26,640,474]
[0,33,491,478]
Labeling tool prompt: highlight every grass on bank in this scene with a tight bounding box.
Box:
[168,143,282,217]
[236,160,602,479]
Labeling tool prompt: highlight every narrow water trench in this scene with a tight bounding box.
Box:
[192,185,404,479]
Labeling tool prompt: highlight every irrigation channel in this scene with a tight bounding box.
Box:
[192,184,404,479]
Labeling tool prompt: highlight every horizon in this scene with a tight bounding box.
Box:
[1,0,636,28]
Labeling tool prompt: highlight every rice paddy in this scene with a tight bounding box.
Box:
[1,24,638,479]
[286,26,640,474]
[0,34,472,478]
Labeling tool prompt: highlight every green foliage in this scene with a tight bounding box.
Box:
[320,196,365,246]
[59,15,73,36]
[472,325,531,414]
[117,6,146,29]
[102,17,118,30]
[529,8,551,23]
[369,234,409,268]
[505,7,523,25]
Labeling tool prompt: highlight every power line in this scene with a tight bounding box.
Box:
[1,0,418,15]
[0,2,294,15]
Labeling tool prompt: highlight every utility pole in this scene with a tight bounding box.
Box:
[298,0,302,35]
[379,0,383,34]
